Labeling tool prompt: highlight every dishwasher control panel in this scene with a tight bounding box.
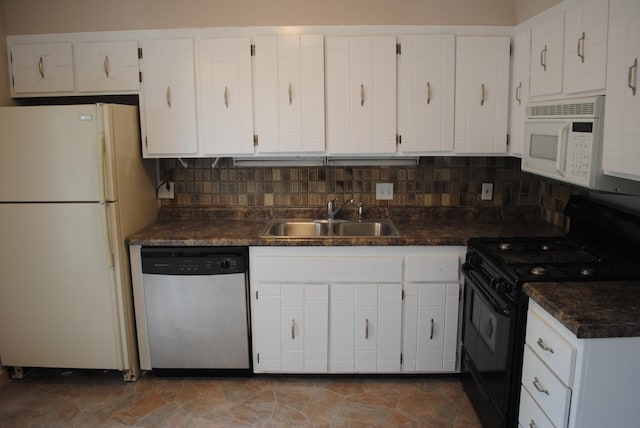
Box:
[141,247,248,275]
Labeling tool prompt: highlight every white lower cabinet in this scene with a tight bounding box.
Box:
[520,300,640,428]
[250,246,464,374]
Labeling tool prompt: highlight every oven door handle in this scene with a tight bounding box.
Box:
[462,263,511,316]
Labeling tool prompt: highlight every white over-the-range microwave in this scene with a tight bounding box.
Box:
[523,96,640,195]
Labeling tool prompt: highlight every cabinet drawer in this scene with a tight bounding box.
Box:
[526,307,576,385]
[405,255,459,282]
[522,345,571,428]
[519,386,555,428]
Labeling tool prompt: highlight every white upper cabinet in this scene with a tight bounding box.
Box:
[510,29,531,157]
[454,36,510,154]
[326,36,397,155]
[602,0,640,181]
[140,38,198,157]
[563,0,609,94]
[252,35,325,154]
[397,35,455,153]
[74,41,140,93]
[199,37,254,156]
[530,14,564,97]
[10,43,74,95]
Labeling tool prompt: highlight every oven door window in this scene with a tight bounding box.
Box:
[463,282,512,412]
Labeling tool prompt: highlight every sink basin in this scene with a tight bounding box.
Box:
[262,219,401,238]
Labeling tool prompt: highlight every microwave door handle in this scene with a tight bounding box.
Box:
[555,123,571,177]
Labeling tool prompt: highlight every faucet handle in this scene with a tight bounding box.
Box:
[357,202,364,221]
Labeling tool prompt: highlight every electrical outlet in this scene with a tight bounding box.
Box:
[376,183,394,200]
[481,182,494,201]
[157,181,175,199]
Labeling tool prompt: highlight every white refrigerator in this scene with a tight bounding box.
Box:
[0,104,158,380]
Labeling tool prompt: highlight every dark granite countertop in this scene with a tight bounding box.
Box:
[128,206,566,247]
[523,281,640,339]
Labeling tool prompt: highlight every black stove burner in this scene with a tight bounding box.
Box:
[530,266,548,276]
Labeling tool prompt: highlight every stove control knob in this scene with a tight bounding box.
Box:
[493,279,507,295]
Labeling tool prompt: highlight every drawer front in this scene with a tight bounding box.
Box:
[526,308,576,385]
[519,385,555,428]
[522,345,571,428]
[405,255,459,282]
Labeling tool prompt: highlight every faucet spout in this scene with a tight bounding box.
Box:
[327,198,355,220]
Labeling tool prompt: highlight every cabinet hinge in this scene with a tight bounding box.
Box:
[250,44,256,56]
[509,43,513,57]
[400,353,403,364]
[253,135,259,146]
[145,137,148,148]
[9,51,12,63]
[257,353,260,364]
[255,290,259,300]
[396,43,401,55]
[138,47,143,59]
[506,134,510,147]
[11,75,14,88]
[139,71,142,83]
[401,289,405,300]
[396,134,402,145]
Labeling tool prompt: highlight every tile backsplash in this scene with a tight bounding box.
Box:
[159,156,584,227]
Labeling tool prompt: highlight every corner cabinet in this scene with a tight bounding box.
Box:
[139,38,198,157]
[520,300,640,428]
[602,0,640,181]
[325,36,397,155]
[454,36,510,154]
[397,35,455,153]
[249,246,465,374]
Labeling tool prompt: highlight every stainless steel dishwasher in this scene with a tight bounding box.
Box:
[140,246,251,373]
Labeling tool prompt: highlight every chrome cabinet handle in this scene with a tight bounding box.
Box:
[540,45,547,71]
[532,377,550,395]
[629,58,638,96]
[536,337,555,353]
[166,86,172,108]
[515,82,522,105]
[288,83,292,105]
[480,83,485,106]
[529,419,537,428]
[104,56,110,77]
[360,84,365,107]
[429,318,434,340]
[487,318,493,338]
[426,82,431,104]
[291,319,295,340]
[38,56,44,79]
[577,32,586,63]
[224,86,229,108]
[365,318,369,339]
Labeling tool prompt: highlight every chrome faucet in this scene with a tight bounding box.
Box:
[327,198,355,220]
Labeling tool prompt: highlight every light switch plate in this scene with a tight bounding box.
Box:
[481,182,494,201]
[376,183,394,200]
[157,181,175,199]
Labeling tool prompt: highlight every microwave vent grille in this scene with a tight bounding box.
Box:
[527,101,595,117]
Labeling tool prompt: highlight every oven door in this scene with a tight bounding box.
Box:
[461,264,514,427]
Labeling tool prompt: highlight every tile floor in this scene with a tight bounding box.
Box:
[0,369,482,427]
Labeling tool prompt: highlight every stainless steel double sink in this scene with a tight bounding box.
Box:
[262,219,401,238]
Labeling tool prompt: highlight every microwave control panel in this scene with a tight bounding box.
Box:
[565,123,594,185]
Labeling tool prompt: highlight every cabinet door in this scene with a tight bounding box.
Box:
[603,0,640,180]
[199,37,254,155]
[10,43,74,94]
[75,41,140,93]
[252,35,325,153]
[510,29,531,157]
[530,14,564,97]
[397,35,455,153]
[326,36,397,154]
[563,0,609,94]
[253,283,328,373]
[454,36,510,153]
[140,38,197,157]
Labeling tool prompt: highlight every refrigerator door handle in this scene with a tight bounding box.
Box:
[97,133,114,268]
